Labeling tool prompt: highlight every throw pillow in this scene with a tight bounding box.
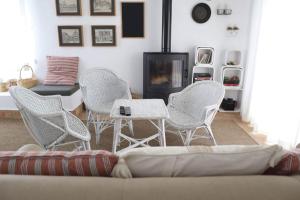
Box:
[111,158,133,179]
[17,144,45,152]
[121,145,282,177]
[0,150,118,177]
[44,56,79,85]
[264,152,300,175]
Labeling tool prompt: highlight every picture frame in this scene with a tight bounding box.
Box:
[90,0,115,16]
[56,0,81,16]
[58,26,83,47]
[121,2,145,38]
[91,26,116,46]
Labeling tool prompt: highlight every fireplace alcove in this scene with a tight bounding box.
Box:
[143,52,189,103]
[143,0,189,103]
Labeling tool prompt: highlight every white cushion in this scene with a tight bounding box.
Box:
[121,145,282,177]
[17,144,45,152]
[111,159,133,179]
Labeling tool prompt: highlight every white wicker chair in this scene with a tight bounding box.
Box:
[79,68,133,144]
[9,86,91,151]
[166,81,225,146]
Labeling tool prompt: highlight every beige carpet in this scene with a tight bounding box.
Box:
[0,118,256,151]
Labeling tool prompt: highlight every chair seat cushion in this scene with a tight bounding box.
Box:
[0,151,118,177]
[30,84,79,96]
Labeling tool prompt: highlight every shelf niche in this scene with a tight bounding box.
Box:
[195,47,214,65]
[225,50,242,66]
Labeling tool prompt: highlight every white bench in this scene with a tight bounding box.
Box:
[0,85,83,112]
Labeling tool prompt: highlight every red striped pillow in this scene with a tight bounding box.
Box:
[264,152,300,175]
[44,56,79,85]
[0,151,118,177]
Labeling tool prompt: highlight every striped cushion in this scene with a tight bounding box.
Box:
[0,151,118,177]
[44,56,79,85]
[264,152,300,175]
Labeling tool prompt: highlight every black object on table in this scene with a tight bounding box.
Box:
[120,106,131,116]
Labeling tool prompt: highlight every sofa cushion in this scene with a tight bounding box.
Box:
[44,56,79,86]
[30,84,80,96]
[0,151,118,177]
[1,175,300,200]
[122,145,282,177]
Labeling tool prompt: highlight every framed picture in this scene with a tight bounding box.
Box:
[58,26,83,47]
[121,2,144,38]
[91,26,116,46]
[56,0,81,16]
[90,0,115,16]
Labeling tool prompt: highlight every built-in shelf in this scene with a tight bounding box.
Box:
[192,47,215,83]
[191,47,245,113]
[192,66,214,83]
[225,50,242,66]
[220,50,244,113]
[219,90,242,113]
[222,66,244,89]
[219,108,241,113]
[195,47,214,65]
[224,86,243,91]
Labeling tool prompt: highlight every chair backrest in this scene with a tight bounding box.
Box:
[169,81,225,119]
[79,68,131,112]
[9,87,65,148]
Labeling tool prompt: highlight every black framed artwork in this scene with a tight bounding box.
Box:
[55,0,81,16]
[91,25,116,46]
[121,2,144,38]
[58,26,83,47]
[90,0,115,16]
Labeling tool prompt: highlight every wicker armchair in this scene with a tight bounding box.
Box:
[79,68,133,144]
[9,86,91,150]
[166,81,225,146]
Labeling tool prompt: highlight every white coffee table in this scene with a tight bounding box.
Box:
[110,99,169,154]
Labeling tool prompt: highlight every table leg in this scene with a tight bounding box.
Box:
[158,119,166,147]
[128,120,134,136]
[112,119,122,153]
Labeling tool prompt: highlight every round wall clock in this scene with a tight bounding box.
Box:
[192,3,211,24]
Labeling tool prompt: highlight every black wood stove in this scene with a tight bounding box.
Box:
[143,0,189,103]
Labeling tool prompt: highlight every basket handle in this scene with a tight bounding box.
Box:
[19,65,35,80]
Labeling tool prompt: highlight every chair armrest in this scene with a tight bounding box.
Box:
[119,80,132,99]
[39,111,68,132]
[203,104,220,125]
[168,92,181,107]
[80,85,87,98]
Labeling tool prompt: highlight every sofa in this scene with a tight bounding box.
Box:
[1,145,300,200]
[1,175,300,200]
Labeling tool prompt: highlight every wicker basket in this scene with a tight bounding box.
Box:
[0,82,8,92]
[17,65,38,89]
[7,79,17,87]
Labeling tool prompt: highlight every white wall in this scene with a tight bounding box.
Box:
[25,0,253,94]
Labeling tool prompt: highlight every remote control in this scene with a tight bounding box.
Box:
[120,106,125,115]
[124,106,131,116]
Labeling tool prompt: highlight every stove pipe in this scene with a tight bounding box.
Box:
[162,0,172,53]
